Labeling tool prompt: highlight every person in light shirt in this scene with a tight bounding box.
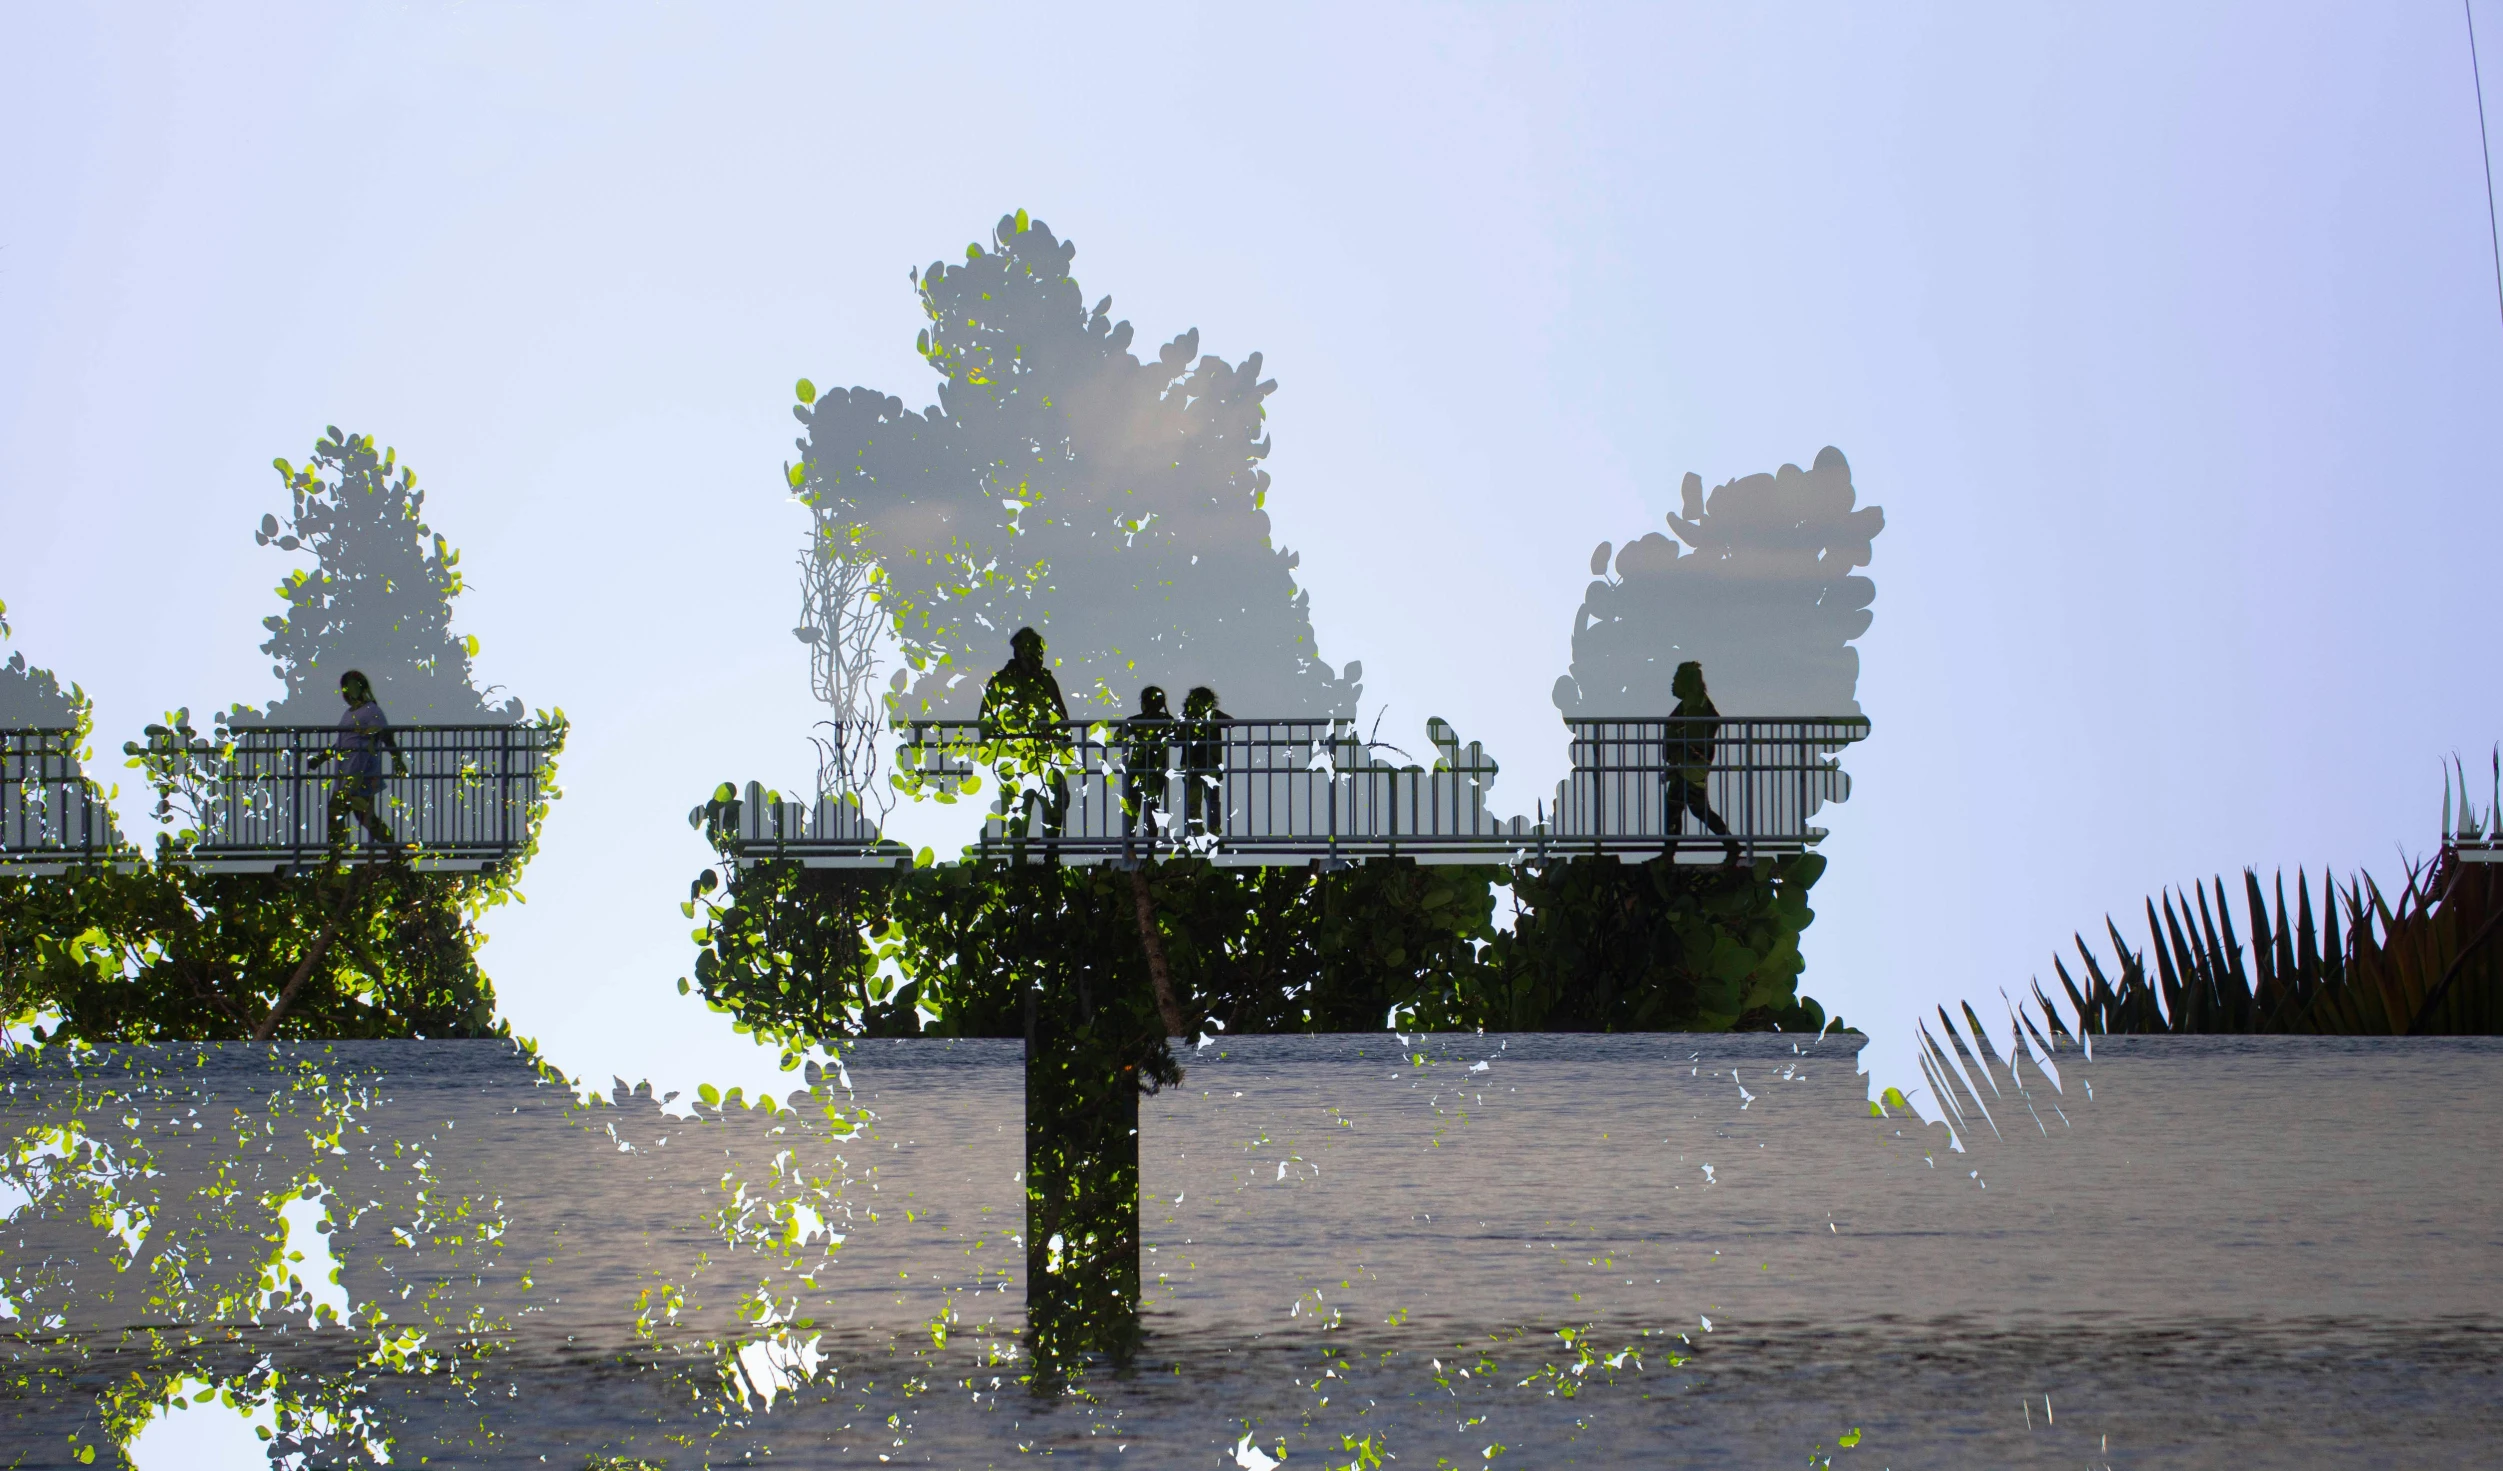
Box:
[308,668,406,852]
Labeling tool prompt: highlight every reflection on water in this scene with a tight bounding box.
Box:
[5,1032,2500,1466]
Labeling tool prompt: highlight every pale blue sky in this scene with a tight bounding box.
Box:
[4,3,2500,1103]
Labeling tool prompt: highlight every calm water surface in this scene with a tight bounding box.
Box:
[3,1032,2497,1467]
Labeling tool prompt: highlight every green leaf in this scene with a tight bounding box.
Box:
[697,1083,721,1107]
[795,377,817,405]
[1014,207,1030,233]
[1839,1428,1862,1448]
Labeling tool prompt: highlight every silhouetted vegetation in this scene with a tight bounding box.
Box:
[2046,856,2500,1037]
[2015,754,2502,1038]
[790,210,1359,719]
[3,859,509,1043]
[0,429,559,1045]
[681,788,1835,1050]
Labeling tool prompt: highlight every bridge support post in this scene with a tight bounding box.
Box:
[1009,862,1181,1382]
[1023,1007,1145,1375]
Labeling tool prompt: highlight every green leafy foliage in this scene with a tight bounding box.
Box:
[679,788,912,1055]
[40,701,560,1044]
[3,704,565,1043]
[684,782,1834,1053]
[2,1047,520,1466]
[1,429,565,1046]
[243,430,517,724]
[0,637,85,729]
[1,861,509,1042]
[1474,854,1831,1033]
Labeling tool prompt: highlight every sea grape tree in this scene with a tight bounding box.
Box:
[790,210,1360,720]
[234,428,519,726]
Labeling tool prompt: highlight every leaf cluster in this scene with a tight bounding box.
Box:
[2,863,507,1044]
[1478,853,1832,1033]
[4,1048,521,1466]
[2049,854,2502,1037]
[6,712,566,1044]
[680,781,1837,1054]
[241,429,516,725]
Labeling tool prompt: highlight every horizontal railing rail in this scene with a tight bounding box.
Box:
[925,716,1538,866]
[720,714,1869,868]
[718,781,913,869]
[0,728,126,873]
[176,724,553,872]
[1549,716,1866,858]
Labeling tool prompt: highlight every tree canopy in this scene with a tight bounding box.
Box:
[792,210,1359,719]
[234,429,519,726]
[0,594,84,729]
[1558,447,1883,718]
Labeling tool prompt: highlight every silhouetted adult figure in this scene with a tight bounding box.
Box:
[1666,660,1738,864]
[1181,685,1229,840]
[1121,685,1172,852]
[981,627,1072,843]
[308,668,406,853]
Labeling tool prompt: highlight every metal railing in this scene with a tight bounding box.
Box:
[1548,717,1866,859]
[721,715,1868,868]
[0,728,125,874]
[176,724,553,872]
[717,781,912,869]
[924,716,1538,866]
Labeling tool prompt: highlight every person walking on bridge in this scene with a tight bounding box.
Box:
[309,668,406,854]
[1666,660,1738,864]
[982,627,1072,844]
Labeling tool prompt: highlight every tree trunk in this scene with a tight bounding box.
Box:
[254,870,367,1041]
[1127,865,1187,1038]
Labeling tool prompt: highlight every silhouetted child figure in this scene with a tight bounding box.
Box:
[308,669,406,854]
[1121,685,1172,850]
[1666,660,1738,864]
[1181,685,1229,841]
[981,627,1072,841]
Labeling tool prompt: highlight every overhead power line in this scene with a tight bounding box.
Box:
[2471,0,2503,332]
